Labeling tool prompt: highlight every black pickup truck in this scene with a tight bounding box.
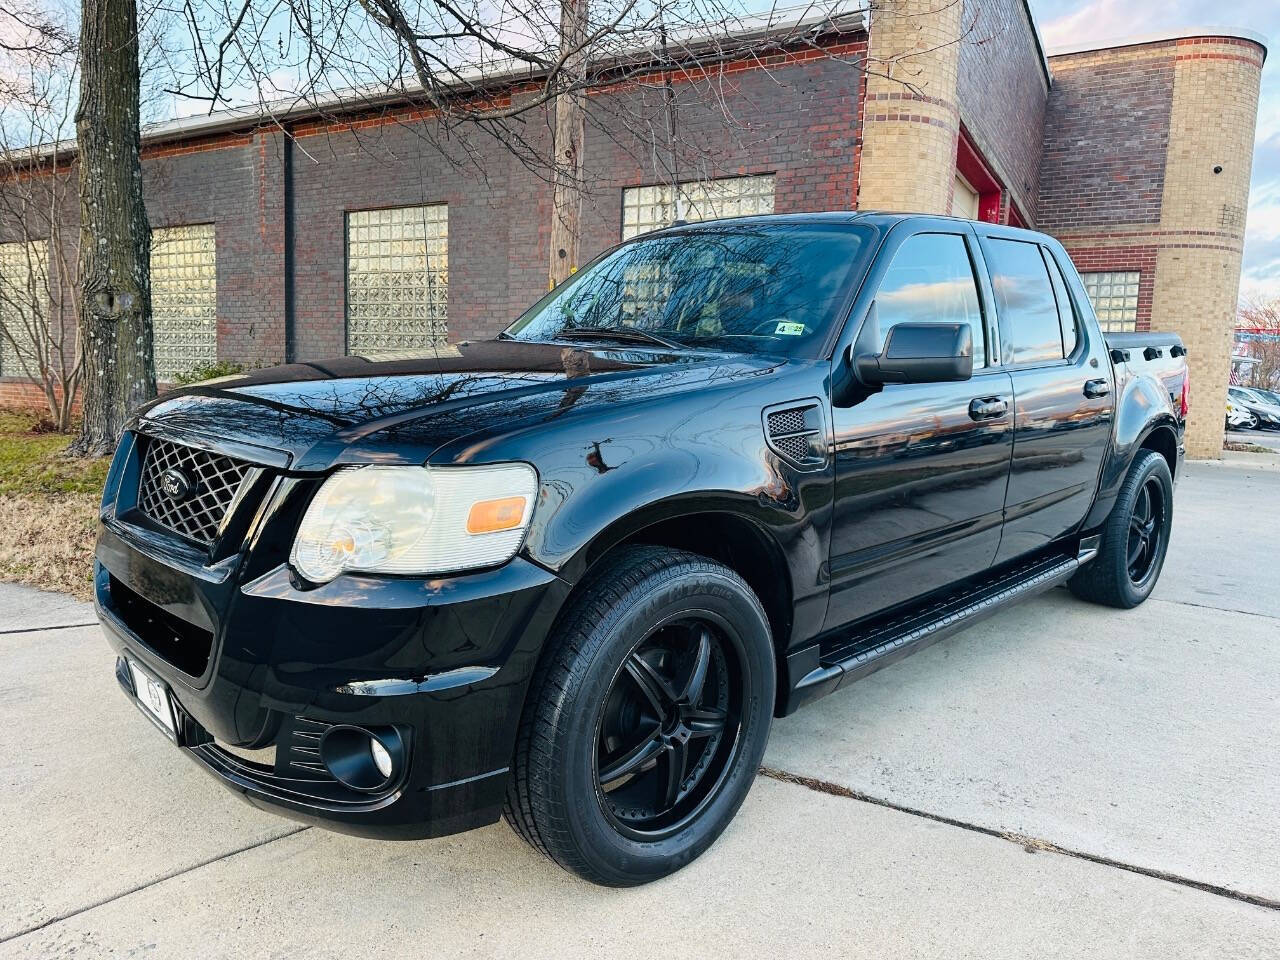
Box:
[96,213,1188,886]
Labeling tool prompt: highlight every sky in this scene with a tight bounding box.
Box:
[1028,0,1279,300]
[152,0,1280,302]
[4,0,1277,301]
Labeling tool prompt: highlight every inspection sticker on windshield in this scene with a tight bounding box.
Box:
[774,321,805,336]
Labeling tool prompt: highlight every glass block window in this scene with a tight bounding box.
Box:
[0,241,47,377]
[622,175,775,239]
[346,204,448,358]
[1081,271,1140,332]
[151,224,217,382]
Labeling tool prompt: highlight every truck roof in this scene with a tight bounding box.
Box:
[652,210,1041,234]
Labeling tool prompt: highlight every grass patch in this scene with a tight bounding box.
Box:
[0,410,110,496]
[1224,440,1274,454]
[0,410,107,601]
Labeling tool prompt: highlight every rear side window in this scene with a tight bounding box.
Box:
[1042,249,1078,357]
[986,238,1067,364]
[874,233,985,368]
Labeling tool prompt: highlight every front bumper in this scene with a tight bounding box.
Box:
[96,434,570,840]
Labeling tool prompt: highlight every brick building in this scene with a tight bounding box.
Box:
[0,0,1266,457]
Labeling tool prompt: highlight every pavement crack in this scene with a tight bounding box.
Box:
[758,766,1280,912]
[1149,596,1280,622]
[0,826,310,944]
[0,621,98,635]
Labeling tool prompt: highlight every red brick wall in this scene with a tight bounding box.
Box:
[285,41,868,356]
[1037,44,1176,231]
[957,0,1048,224]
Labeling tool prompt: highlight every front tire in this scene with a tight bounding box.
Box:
[1069,449,1173,609]
[504,545,775,886]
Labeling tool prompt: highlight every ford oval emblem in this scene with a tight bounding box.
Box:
[160,467,193,502]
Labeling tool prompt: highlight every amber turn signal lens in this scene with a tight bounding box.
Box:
[466,496,528,534]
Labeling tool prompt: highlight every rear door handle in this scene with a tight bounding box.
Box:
[968,396,1008,421]
[1084,378,1111,399]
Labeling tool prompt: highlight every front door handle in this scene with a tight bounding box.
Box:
[1084,378,1111,399]
[969,396,1009,421]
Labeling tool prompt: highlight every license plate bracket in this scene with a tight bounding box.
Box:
[126,657,179,744]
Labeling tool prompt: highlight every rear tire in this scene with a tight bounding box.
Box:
[503,545,775,886]
[1069,449,1173,609]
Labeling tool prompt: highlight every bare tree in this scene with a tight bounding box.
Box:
[549,0,588,287]
[0,2,76,60]
[1237,295,1280,390]
[161,1,874,290]
[71,0,155,456]
[0,66,84,431]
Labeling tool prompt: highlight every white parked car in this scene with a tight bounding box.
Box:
[1227,398,1257,430]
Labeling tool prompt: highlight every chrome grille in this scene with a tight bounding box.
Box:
[137,437,253,544]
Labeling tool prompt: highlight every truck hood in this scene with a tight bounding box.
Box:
[135,339,780,470]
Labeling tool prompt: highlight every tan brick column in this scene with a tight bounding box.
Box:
[857,0,962,214]
[1151,39,1264,459]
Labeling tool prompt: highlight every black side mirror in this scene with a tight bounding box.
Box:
[854,322,973,385]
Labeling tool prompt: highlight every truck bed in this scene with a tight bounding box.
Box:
[1105,331,1188,410]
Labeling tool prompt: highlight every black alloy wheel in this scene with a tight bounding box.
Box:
[1125,475,1166,588]
[1069,448,1173,609]
[594,618,744,840]
[505,545,775,886]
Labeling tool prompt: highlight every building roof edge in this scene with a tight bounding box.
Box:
[1046,26,1269,60]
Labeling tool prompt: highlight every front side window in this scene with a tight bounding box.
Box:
[151,224,217,382]
[873,232,985,368]
[506,223,872,357]
[986,238,1066,364]
[622,176,775,239]
[346,204,448,359]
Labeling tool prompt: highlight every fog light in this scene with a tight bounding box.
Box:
[370,738,393,778]
[317,724,405,792]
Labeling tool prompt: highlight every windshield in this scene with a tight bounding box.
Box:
[1253,388,1280,405]
[504,222,874,357]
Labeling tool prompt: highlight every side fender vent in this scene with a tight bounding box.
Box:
[763,399,827,469]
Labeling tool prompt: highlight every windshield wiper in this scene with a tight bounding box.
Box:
[556,325,686,351]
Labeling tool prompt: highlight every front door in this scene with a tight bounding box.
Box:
[825,227,1014,631]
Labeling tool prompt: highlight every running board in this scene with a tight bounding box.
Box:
[781,550,1086,715]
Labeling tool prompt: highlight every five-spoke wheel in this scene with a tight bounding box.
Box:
[505,546,774,886]
[1126,475,1166,588]
[1070,448,1174,609]
[595,620,742,840]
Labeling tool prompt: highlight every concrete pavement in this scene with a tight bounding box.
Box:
[1,459,1277,957]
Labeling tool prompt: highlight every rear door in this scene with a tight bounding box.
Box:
[824,221,1014,630]
[975,229,1114,564]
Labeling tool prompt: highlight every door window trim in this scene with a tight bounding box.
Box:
[832,221,1000,372]
[976,232,1086,372]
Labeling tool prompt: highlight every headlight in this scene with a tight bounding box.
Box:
[290,463,538,583]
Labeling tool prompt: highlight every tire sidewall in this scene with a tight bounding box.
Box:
[553,565,774,884]
[1112,451,1174,606]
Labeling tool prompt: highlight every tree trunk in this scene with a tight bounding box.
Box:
[70,0,154,457]
[548,0,588,290]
